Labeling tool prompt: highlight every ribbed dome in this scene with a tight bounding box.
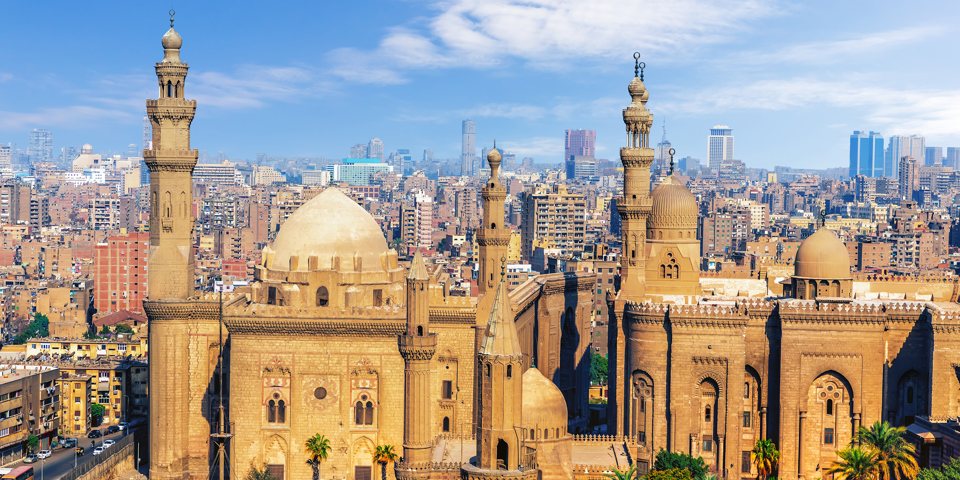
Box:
[521,367,567,432]
[269,188,390,272]
[648,175,697,230]
[794,228,851,279]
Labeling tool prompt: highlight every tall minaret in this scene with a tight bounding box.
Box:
[145,11,198,301]
[475,263,523,471]
[476,145,510,296]
[617,54,654,301]
[399,251,437,464]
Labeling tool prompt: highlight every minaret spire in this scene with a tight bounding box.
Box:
[399,249,437,464]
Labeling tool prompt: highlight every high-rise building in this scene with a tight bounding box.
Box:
[707,125,733,170]
[422,149,433,162]
[60,146,78,167]
[677,156,700,174]
[461,119,476,176]
[95,231,149,315]
[925,146,943,166]
[0,145,11,172]
[849,131,884,178]
[564,129,595,160]
[349,143,367,158]
[887,135,925,177]
[898,156,920,200]
[29,128,53,163]
[400,191,433,254]
[367,138,384,160]
[520,184,586,261]
[326,159,390,186]
[142,110,152,152]
[947,147,960,170]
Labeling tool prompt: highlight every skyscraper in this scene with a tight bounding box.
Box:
[947,147,960,170]
[422,149,433,162]
[849,131,884,178]
[367,138,384,160]
[142,109,152,152]
[564,129,595,159]
[655,125,672,172]
[707,125,733,170]
[349,143,367,158]
[29,128,52,163]
[462,120,476,175]
[925,146,943,166]
[898,156,919,200]
[887,135,925,177]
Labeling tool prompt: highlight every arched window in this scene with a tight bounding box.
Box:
[907,387,914,404]
[355,401,363,425]
[364,401,374,425]
[491,223,496,229]
[166,81,172,98]
[486,364,491,377]
[507,365,512,378]
[267,400,276,423]
[659,265,665,278]
[417,325,424,336]
[164,191,171,217]
[744,382,750,398]
[529,428,534,439]
[316,287,328,306]
[277,400,286,423]
[826,399,833,415]
[442,417,450,432]
[705,406,711,422]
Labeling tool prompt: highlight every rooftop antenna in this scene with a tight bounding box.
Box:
[661,117,667,144]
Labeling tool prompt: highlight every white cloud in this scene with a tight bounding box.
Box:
[0,73,12,82]
[730,27,943,65]
[0,106,133,130]
[661,77,960,138]
[499,136,564,158]
[190,65,332,108]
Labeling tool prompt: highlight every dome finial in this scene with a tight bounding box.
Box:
[819,209,827,228]
[169,9,175,28]
[668,148,676,175]
[633,52,645,81]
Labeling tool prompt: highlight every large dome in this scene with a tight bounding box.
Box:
[269,188,389,272]
[521,367,568,434]
[648,175,698,231]
[794,228,851,279]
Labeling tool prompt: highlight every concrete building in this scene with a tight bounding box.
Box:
[193,160,237,186]
[708,125,734,170]
[850,130,885,178]
[0,364,61,453]
[29,128,53,163]
[0,181,31,225]
[462,120,476,176]
[899,156,921,200]
[520,184,587,261]
[565,129,596,160]
[400,191,433,254]
[89,197,135,231]
[327,159,390,186]
[367,138,384,160]
[94,231,148,315]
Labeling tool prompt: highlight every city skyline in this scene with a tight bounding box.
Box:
[2,2,960,169]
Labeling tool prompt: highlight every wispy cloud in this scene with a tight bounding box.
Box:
[191,65,331,108]
[499,136,564,158]
[0,106,133,130]
[0,73,12,82]
[730,27,943,65]
[661,77,960,137]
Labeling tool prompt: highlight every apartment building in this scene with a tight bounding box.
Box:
[520,184,586,261]
[0,365,61,454]
[94,232,148,315]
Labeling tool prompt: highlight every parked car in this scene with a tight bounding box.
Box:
[62,438,78,448]
[106,425,120,434]
[117,422,130,431]
[88,429,102,438]
[76,447,85,457]
[23,455,38,463]
[93,447,104,456]
[37,450,51,459]
[102,440,115,448]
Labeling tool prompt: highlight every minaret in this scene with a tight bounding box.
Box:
[617,54,655,301]
[145,11,198,301]
[476,145,510,296]
[398,251,437,464]
[475,262,524,471]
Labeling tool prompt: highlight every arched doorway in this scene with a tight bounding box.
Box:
[698,378,719,471]
[896,370,926,426]
[804,372,854,479]
[496,439,509,470]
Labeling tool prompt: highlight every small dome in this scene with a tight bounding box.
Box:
[648,175,697,231]
[794,228,851,279]
[521,367,567,434]
[269,188,390,272]
[487,148,501,164]
[162,28,182,49]
[81,144,93,154]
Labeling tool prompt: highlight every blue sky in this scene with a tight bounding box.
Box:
[2,1,959,169]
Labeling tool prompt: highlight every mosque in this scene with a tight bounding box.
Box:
[141,16,960,480]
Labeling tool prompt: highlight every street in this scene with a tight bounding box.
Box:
[18,429,136,480]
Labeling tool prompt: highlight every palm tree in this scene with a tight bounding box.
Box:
[828,447,880,480]
[305,434,332,480]
[604,465,638,480]
[855,421,919,480]
[752,438,781,480]
[373,445,399,480]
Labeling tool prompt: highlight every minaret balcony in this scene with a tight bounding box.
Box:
[399,333,437,361]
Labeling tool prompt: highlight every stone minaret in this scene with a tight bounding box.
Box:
[145,13,198,301]
[617,57,654,301]
[476,146,510,296]
[399,251,437,464]
[475,267,523,471]
[144,13,200,480]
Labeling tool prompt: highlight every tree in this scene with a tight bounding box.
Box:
[646,468,693,480]
[917,457,960,480]
[653,449,708,479]
[100,325,111,335]
[828,447,880,480]
[24,434,39,455]
[856,421,919,480]
[604,465,638,480]
[244,463,278,480]
[114,324,134,334]
[91,403,106,425]
[373,445,398,480]
[13,314,50,345]
[305,434,331,480]
[752,438,781,480]
[590,352,608,385]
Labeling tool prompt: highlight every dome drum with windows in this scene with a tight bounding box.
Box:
[790,227,853,300]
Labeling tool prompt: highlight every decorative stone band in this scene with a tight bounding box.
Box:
[615,203,650,220]
[144,299,220,323]
[620,147,655,168]
[144,150,199,173]
[399,333,438,361]
[223,318,406,336]
[481,187,507,201]
[476,229,511,247]
[429,308,476,325]
[145,98,197,108]
[153,62,189,73]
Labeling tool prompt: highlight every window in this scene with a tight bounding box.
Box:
[826,399,833,415]
[702,440,712,452]
[373,289,383,307]
[118,344,127,352]
[277,400,286,423]
[507,365,512,378]
[442,381,453,400]
[355,400,374,426]
[637,430,646,443]
[742,451,752,473]
[705,406,711,422]
[267,400,276,423]
[486,364,491,377]
[743,411,751,428]
[316,287,328,306]
[75,397,80,403]
[744,382,750,398]
[907,387,914,404]
[442,417,450,432]
[824,428,835,445]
